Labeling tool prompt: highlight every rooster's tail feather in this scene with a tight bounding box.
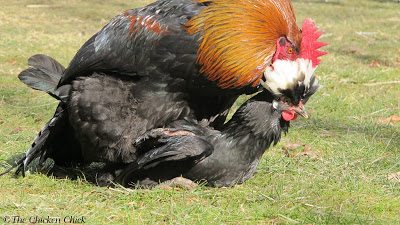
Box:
[18,54,70,101]
[0,105,66,177]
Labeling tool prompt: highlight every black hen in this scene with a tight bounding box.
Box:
[115,91,290,187]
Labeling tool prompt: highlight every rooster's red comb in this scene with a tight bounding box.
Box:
[300,18,327,67]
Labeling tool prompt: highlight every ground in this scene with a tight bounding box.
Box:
[0,0,399,224]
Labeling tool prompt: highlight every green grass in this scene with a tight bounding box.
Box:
[0,0,399,224]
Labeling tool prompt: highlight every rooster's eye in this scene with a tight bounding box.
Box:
[287,47,293,54]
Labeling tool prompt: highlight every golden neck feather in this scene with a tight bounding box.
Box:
[187,0,301,89]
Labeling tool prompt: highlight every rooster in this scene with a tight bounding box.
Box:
[2,0,326,177]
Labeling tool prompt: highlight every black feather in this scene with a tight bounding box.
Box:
[116,131,212,186]
[14,105,66,176]
[28,54,65,75]
[18,54,66,99]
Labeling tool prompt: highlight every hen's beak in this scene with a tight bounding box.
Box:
[292,102,308,119]
[273,100,309,119]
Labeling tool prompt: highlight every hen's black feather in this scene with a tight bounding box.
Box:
[116,91,289,187]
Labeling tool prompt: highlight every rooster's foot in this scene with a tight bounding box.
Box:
[158,177,198,190]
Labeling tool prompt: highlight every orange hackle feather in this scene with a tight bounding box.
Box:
[187,0,301,89]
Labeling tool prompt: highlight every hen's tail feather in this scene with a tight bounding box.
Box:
[18,54,67,100]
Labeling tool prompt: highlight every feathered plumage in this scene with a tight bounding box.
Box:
[187,0,302,88]
[1,0,326,183]
[116,91,290,187]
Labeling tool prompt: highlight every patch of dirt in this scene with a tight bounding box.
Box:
[396,57,400,67]
[7,60,17,65]
[319,129,337,138]
[369,60,381,68]
[294,145,320,160]
[9,127,23,135]
[343,46,363,55]
[282,143,320,160]
[377,115,400,126]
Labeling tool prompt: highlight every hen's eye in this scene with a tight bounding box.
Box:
[280,96,291,103]
[287,47,293,54]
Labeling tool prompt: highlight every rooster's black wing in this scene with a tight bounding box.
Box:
[115,126,213,186]
[59,0,206,86]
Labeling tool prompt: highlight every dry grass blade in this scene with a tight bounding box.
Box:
[388,172,400,182]
[282,143,320,160]
[363,81,400,86]
[294,145,320,160]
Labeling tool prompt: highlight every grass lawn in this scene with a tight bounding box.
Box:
[1,0,399,224]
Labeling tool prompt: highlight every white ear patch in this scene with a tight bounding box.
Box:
[261,59,316,95]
